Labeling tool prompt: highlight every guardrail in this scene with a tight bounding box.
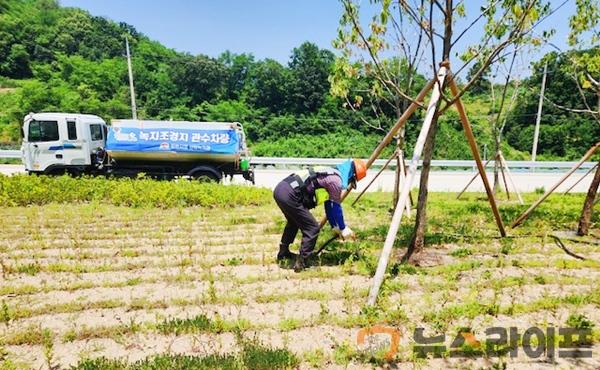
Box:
[0,150,594,170]
[0,150,20,159]
[250,156,595,170]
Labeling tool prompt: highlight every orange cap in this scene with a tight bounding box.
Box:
[353,159,367,181]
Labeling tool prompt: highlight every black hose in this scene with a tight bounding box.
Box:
[313,235,339,255]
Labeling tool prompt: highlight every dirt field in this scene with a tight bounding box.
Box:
[0,193,599,369]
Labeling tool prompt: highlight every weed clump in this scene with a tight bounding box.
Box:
[156,314,211,335]
[566,313,595,330]
[239,336,299,370]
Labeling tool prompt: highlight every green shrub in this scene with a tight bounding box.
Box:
[566,314,595,330]
[250,131,391,158]
[0,174,271,208]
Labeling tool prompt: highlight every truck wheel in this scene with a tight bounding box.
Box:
[191,171,220,183]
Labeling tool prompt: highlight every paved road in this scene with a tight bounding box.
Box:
[2,164,593,193]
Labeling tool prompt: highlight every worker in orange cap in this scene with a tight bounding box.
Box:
[273,158,367,271]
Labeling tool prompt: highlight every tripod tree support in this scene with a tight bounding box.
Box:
[367,66,448,306]
[352,150,398,206]
[511,141,600,228]
[398,150,412,216]
[352,149,412,215]
[318,78,436,228]
[448,78,507,237]
[499,153,524,204]
[564,163,599,195]
[499,154,511,200]
[456,158,492,199]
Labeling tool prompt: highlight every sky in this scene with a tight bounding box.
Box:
[60,0,577,78]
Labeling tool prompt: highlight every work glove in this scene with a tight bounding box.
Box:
[340,226,356,241]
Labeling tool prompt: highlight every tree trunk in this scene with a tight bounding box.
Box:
[577,161,600,236]
[402,0,452,263]
[402,113,440,263]
[492,138,501,196]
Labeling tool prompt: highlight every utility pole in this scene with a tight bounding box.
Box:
[531,62,547,163]
[125,35,138,120]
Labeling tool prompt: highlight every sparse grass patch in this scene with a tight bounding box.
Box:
[239,335,299,370]
[1,192,599,368]
[2,324,51,346]
[450,247,472,258]
[70,353,240,370]
[303,348,327,368]
[157,314,211,335]
[14,262,40,276]
[278,318,301,332]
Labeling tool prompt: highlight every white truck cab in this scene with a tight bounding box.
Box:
[21,112,107,174]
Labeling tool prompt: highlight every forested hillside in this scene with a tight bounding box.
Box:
[0,0,597,159]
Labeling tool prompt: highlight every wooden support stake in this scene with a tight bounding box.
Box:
[398,150,411,216]
[498,153,511,200]
[564,163,598,195]
[448,78,507,237]
[511,141,600,228]
[367,66,448,307]
[319,78,436,227]
[456,158,492,199]
[352,151,398,207]
[499,152,523,204]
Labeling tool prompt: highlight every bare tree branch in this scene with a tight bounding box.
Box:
[451,0,500,48]
[441,0,541,111]
[343,96,387,133]
[433,0,447,16]
[342,0,424,106]
[544,96,600,118]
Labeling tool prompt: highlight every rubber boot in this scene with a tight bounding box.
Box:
[277,244,296,261]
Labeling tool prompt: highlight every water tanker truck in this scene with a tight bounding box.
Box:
[20,112,254,182]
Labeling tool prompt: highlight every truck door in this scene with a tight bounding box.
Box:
[61,119,87,166]
[88,122,105,154]
[27,119,63,173]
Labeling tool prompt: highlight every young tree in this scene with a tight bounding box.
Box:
[331,0,428,207]
[334,0,560,298]
[565,0,600,235]
[488,49,524,197]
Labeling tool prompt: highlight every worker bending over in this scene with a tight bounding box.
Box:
[273,158,367,271]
